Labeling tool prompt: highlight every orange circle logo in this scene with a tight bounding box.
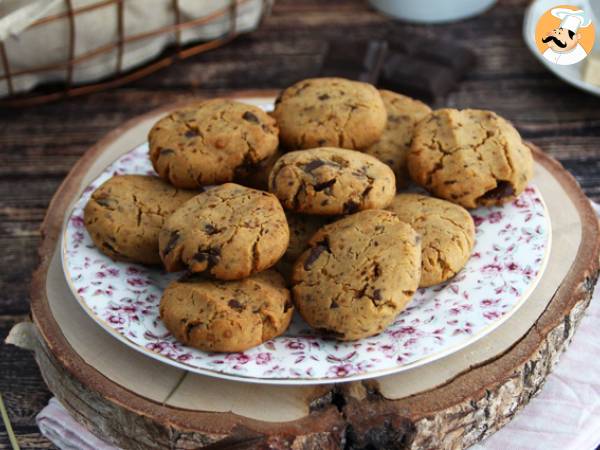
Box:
[535,5,595,65]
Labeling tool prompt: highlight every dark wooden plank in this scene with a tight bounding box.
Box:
[0,177,59,313]
[0,432,57,450]
[0,238,38,314]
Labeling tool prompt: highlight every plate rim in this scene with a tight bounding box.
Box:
[59,99,553,386]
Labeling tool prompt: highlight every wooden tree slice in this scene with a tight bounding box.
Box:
[25,94,600,450]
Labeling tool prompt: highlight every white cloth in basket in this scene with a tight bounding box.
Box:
[0,0,270,98]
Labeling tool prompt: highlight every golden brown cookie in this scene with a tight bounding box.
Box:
[159,183,289,280]
[407,108,533,209]
[269,147,396,215]
[292,210,421,341]
[363,90,431,187]
[273,77,387,150]
[160,270,293,352]
[149,99,279,189]
[387,193,475,287]
[84,175,197,264]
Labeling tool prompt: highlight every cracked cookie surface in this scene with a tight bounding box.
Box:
[269,147,396,215]
[407,108,533,209]
[84,175,197,264]
[363,90,431,187]
[149,99,279,189]
[387,194,475,287]
[160,270,293,352]
[159,183,289,280]
[273,77,387,150]
[291,210,421,341]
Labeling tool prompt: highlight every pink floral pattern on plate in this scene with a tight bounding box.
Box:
[63,143,551,385]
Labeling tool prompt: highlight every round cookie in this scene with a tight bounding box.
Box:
[363,90,431,187]
[269,147,396,215]
[159,183,289,280]
[149,99,279,189]
[160,270,293,352]
[292,210,421,341]
[273,77,387,150]
[387,194,475,287]
[84,175,197,264]
[407,108,533,209]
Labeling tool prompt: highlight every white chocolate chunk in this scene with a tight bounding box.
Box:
[582,53,600,87]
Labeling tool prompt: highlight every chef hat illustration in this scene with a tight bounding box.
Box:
[551,8,592,33]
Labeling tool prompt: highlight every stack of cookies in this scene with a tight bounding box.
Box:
[83,76,534,352]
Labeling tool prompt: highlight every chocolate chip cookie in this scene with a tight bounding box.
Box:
[292,210,421,341]
[160,270,293,352]
[84,175,197,264]
[159,183,289,280]
[363,90,431,187]
[387,194,475,287]
[407,109,533,209]
[149,99,279,189]
[273,77,387,150]
[269,147,396,215]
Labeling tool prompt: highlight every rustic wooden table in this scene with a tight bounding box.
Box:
[1,0,599,448]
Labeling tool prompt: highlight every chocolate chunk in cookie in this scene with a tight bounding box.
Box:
[275,212,330,282]
[234,148,283,191]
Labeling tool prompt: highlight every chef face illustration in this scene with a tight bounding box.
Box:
[539,7,593,66]
[542,26,581,53]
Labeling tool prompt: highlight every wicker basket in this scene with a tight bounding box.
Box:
[0,0,272,107]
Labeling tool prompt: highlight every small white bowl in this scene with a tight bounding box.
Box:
[369,0,497,24]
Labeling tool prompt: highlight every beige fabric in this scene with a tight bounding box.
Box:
[0,0,269,97]
[34,97,581,420]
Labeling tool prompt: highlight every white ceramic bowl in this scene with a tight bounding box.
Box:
[369,0,497,24]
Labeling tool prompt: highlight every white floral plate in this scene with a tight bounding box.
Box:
[62,110,551,386]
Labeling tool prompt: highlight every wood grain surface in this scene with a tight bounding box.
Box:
[1,0,600,447]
